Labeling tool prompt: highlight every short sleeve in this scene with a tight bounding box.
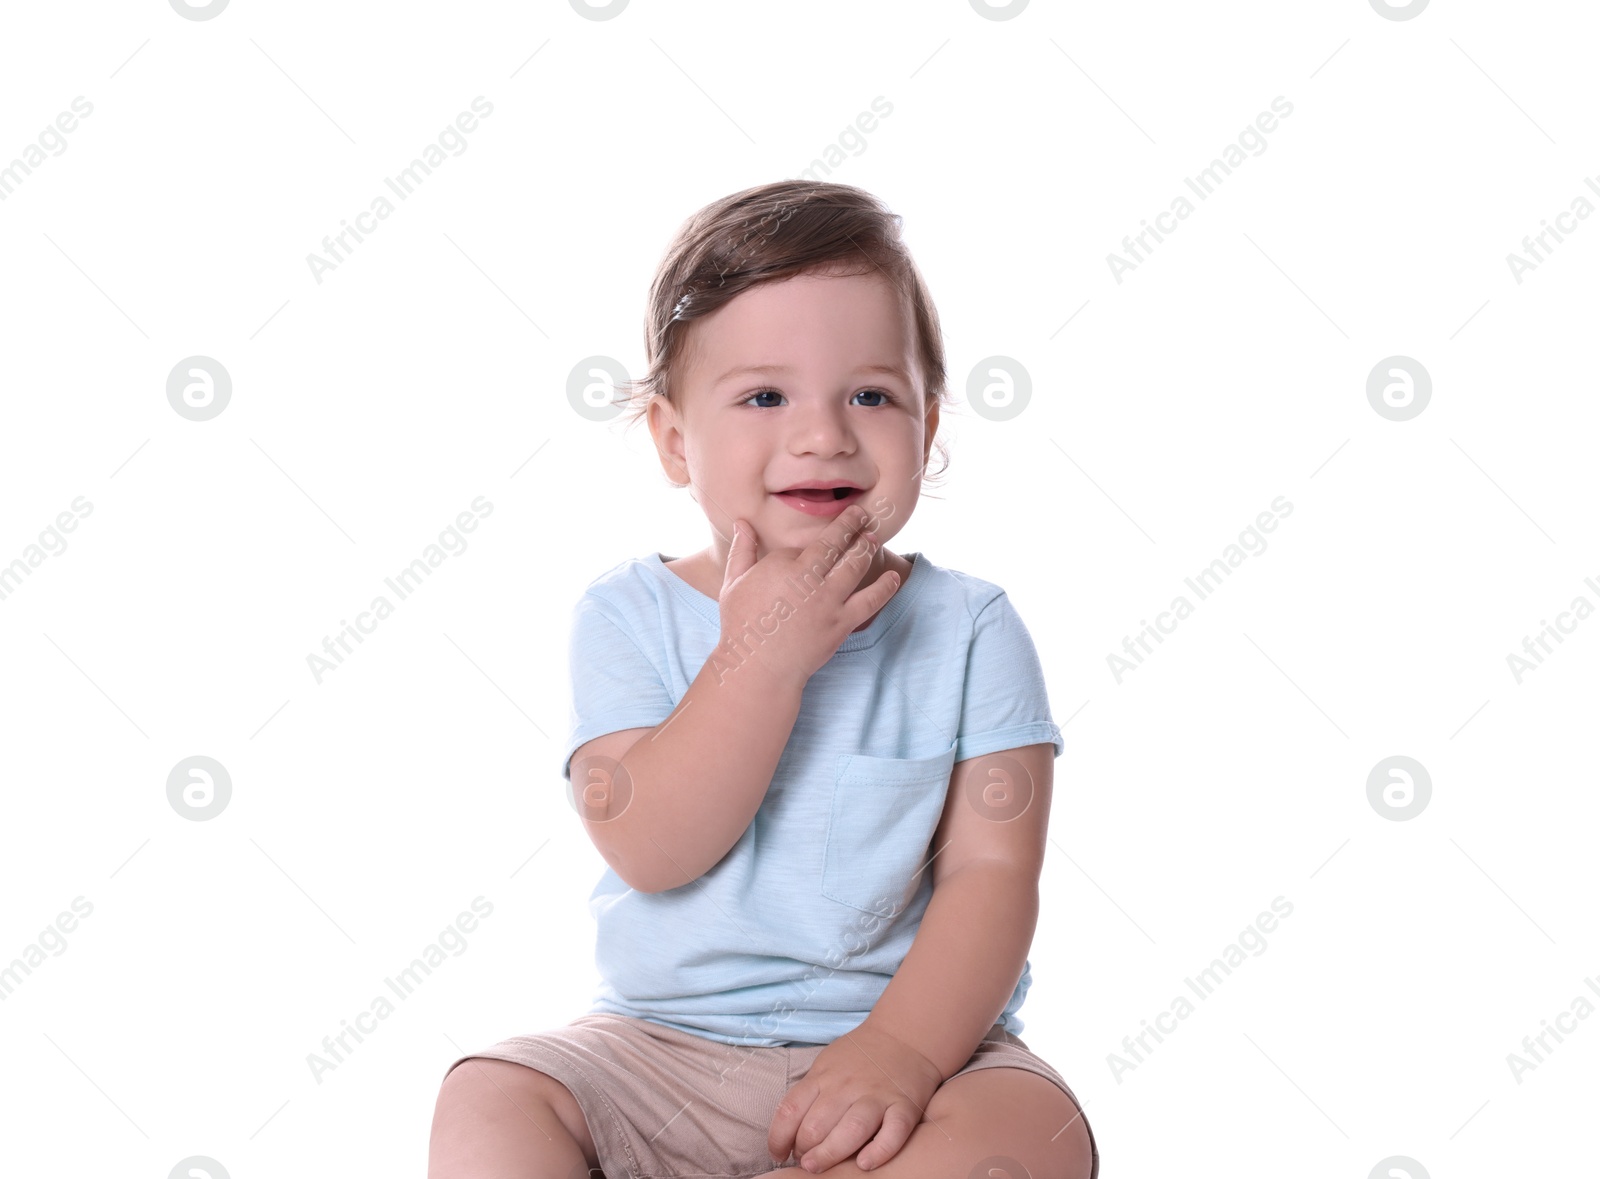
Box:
[954,591,1064,764]
[562,593,677,780]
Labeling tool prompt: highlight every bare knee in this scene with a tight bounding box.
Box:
[828,1068,1092,1179]
[947,1069,1093,1179]
[429,1058,598,1179]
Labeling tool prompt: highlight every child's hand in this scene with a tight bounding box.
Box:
[767,1023,944,1173]
[716,507,898,690]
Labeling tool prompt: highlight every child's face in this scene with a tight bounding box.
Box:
[648,269,937,559]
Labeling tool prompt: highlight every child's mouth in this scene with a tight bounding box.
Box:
[775,487,863,516]
[786,487,854,501]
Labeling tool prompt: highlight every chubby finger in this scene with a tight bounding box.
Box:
[723,519,757,589]
[844,565,900,629]
[767,1080,816,1165]
[852,1102,921,1171]
[825,521,879,588]
[798,1102,880,1174]
[792,1097,844,1163]
[805,504,875,577]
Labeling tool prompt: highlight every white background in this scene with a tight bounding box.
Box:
[2,1,1595,1176]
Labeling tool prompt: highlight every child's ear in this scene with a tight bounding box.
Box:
[922,396,940,465]
[646,395,690,487]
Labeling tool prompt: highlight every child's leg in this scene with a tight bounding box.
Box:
[767,1066,1093,1179]
[428,1057,600,1179]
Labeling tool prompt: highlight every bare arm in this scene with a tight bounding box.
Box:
[570,503,898,894]
[573,649,804,893]
[864,743,1054,1077]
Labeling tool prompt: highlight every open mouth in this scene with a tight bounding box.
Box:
[781,487,857,502]
[774,485,865,515]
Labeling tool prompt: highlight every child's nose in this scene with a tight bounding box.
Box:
[789,407,853,454]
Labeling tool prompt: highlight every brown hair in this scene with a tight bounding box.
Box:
[619,180,951,490]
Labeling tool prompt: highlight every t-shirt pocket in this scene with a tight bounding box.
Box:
[822,740,960,918]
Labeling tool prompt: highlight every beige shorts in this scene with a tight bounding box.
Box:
[443,1012,1099,1179]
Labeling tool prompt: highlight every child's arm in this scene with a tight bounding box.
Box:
[861,741,1054,1077]
[572,509,892,894]
[571,649,805,893]
[768,741,1056,1173]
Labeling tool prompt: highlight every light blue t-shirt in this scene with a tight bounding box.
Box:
[561,549,1064,1047]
